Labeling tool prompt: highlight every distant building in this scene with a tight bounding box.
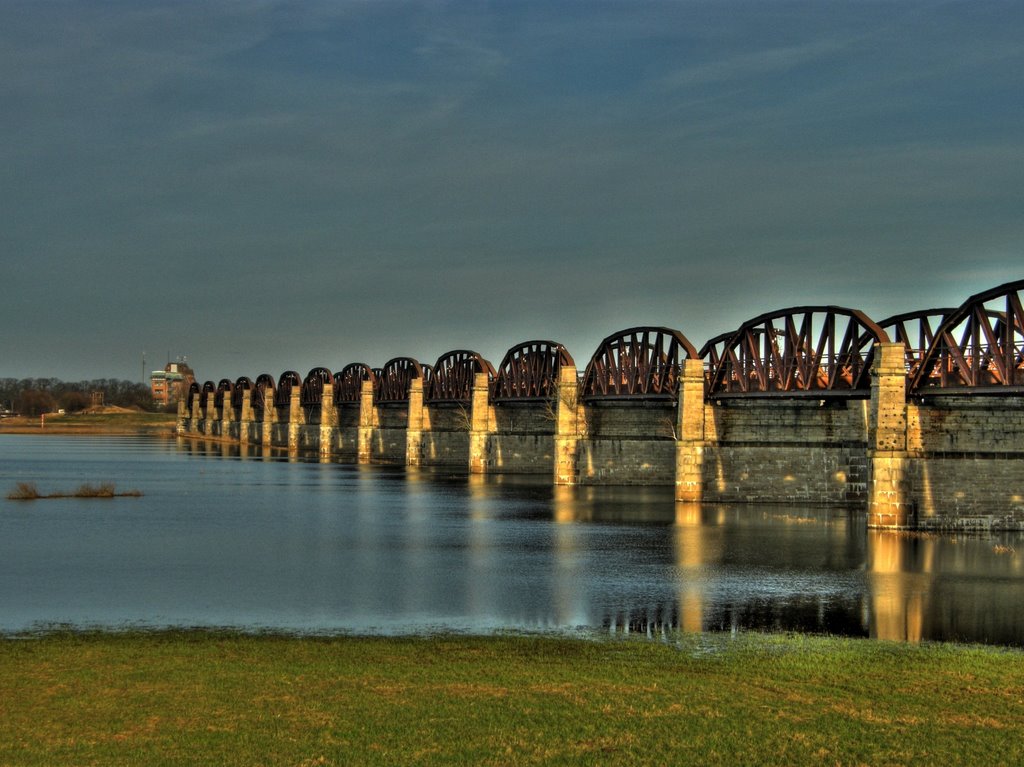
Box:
[151,361,196,407]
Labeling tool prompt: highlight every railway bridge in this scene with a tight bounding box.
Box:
[181,279,1024,531]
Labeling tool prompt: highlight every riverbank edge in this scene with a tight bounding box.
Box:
[0,412,177,435]
[2,629,1022,766]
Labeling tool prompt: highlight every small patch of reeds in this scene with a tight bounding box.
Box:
[6,482,142,501]
[7,482,41,500]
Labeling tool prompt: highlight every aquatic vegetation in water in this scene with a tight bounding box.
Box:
[6,481,142,500]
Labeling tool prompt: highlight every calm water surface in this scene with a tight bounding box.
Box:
[1,435,1022,645]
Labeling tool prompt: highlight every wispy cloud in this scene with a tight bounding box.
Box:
[0,1,1021,379]
[660,37,851,91]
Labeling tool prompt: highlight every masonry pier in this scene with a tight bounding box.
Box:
[180,280,1024,531]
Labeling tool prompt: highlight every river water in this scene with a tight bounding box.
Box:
[1,435,1022,645]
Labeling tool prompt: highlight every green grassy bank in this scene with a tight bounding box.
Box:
[1,632,1022,766]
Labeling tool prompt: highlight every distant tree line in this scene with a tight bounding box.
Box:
[0,378,155,416]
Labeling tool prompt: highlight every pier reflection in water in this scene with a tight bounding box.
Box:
[552,488,869,638]
[0,435,1022,646]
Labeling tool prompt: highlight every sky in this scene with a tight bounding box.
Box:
[2,0,1022,384]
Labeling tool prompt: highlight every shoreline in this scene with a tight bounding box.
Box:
[3,623,1022,649]
[0,412,177,436]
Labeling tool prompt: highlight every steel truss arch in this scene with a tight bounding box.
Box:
[698,331,737,386]
[252,374,276,414]
[214,379,232,409]
[301,367,333,408]
[911,279,1024,395]
[492,340,575,402]
[707,307,889,398]
[375,358,423,404]
[334,364,375,403]
[426,350,496,404]
[187,381,200,411]
[231,377,252,410]
[274,371,301,408]
[581,327,697,401]
[876,309,955,378]
[199,381,216,410]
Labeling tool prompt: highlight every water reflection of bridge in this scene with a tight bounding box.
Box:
[179,436,1024,644]
[549,486,1024,643]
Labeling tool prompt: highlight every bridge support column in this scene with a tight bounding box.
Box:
[209,397,221,437]
[319,384,336,458]
[868,342,912,528]
[554,364,580,485]
[406,379,424,466]
[287,389,302,452]
[261,400,274,451]
[357,379,375,464]
[222,395,235,440]
[469,372,494,473]
[239,389,254,445]
[176,399,187,435]
[675,358,706,502]
[184,397,195,434]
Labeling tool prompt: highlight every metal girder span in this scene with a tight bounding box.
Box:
[231,377,252,410]
[252,374,276,413]
[876,309,955,378]
[492,340,575,402]
[707,307,889,398]
[911,279,1024,395]
[375,358,423,404]
[273,371,301,408]
[301,367,332,408]
[581,327,697,401]
[212,379,232,409]
[426,350,495,404]
[334,364,374,403]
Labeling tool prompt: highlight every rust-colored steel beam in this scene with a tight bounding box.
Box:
[274,371,301,408]
[492,340,575,402]
[707,307,889,399]
[199,380,216,410]
[375,358,423,404]
[300,367,332,408]
[876,309,955,379]
[581,327,697,401]
[334,363,375,404]
[426,350,496,404]
[698,331,736,388]
[231,377,252,410]
[213,379,232,409]
[252,373,275,414]
[187,381,200,411]
[911,279,1024,395]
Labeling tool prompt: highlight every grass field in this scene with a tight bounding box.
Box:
[1,631,1022,766]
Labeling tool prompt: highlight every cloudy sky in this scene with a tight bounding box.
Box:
[2,0,1022,383]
